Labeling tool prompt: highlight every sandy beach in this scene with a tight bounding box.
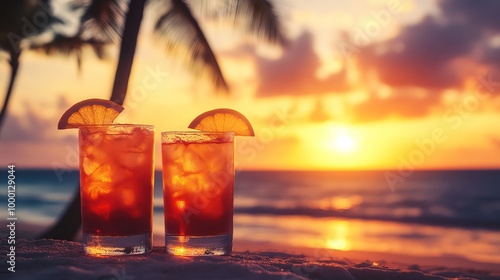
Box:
[2,238,499,280]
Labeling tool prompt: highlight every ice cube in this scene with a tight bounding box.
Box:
[87,164,132,186]
[120,152,147,169]
[104,133,128,142]
[132,140,152,153]
[171,174,187,188]
[87,132,104,146]
[86,181,111,199]
[199,178,222,198]
[110,166,134,185]
[193,143,216,160]
[163,143,185,162]
[183,173,205,192]
[183,145,206,174]
[89,164,113,183]
[80,142,95,158]
[116,135,152,168]
[82,157,102,175]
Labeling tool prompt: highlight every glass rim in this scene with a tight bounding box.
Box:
[78,124,154,129]
[161,131,235,135]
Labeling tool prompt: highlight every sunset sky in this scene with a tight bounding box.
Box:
[1,0,500,171]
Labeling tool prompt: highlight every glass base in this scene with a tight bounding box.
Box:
[83,233,152,256]
[165,234,232,256]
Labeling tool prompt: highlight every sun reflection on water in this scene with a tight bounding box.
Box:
[231,215,500,264]
[325,220,352,251]
[320,195,363,210]
[170,246,187,255]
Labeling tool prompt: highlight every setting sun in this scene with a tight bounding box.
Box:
[332,133,356,153]
[324,128,357,154]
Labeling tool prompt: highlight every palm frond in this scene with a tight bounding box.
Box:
[234,0,285,45]
[78,0,127,43]
[31,35,102,55]
[68,0,91,11]
[189,0,286,45]
[30,35,108,70]
[152,0,228,92]
[0,0,64,53]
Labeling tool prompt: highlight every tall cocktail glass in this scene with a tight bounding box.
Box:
[79,124,154,255]
[161,132,234,256]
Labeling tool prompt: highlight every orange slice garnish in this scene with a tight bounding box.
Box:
[188,108,255,136]
[58,99,124,129]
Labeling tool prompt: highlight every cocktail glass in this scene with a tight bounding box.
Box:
[79,124,154,255]
[161,132,234,256]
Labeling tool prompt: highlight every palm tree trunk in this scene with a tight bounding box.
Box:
[39,190,81,240]
[109,0,147,105]
[0,49,21,131]
[39,0,148,241]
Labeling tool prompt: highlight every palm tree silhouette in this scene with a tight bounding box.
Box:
[0,0,110,131]
[30,35,108,69]
[79,0,286,105]
[41,0,285,240]
[0,0,52,130]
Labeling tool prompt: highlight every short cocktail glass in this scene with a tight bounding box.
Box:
[161,132,234,256]
[79,124,154,255]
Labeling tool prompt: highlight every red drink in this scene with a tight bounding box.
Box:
[161,132,234,255]
[79,124,154,255]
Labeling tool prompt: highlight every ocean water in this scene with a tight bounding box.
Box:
[1,169,499,263]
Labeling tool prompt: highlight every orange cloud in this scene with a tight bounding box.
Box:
[357,0,500,91]
[358,16,478,89]
[251,32,349,97]
[349,89,441,123]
